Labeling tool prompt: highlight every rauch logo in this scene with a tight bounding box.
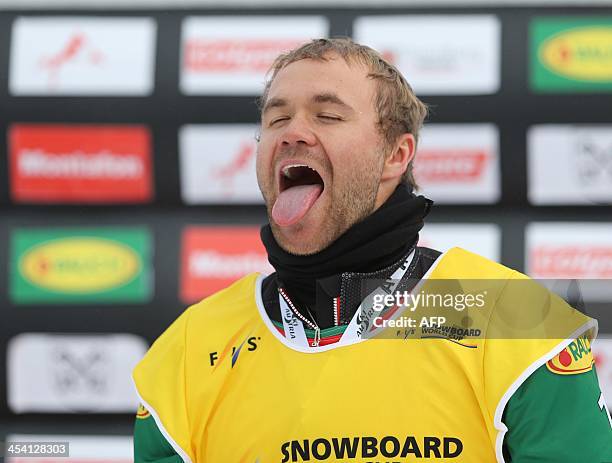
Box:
[547,333,594,375]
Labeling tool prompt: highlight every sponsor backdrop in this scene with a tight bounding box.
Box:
[0,3,611,451]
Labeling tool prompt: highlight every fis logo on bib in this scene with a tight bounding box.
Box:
[281,435,463,462]
[209,335,260,369]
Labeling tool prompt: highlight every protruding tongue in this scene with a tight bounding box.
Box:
[272,184,323,227]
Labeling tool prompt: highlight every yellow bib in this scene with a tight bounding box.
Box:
[133,247,596,463]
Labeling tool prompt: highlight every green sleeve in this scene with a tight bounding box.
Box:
[134,407,183,463]
[503,364,612,462]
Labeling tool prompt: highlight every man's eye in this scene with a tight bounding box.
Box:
[269,117,289,126]
[318,114,342,121]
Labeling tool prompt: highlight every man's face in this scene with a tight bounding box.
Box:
[256,55,387,255]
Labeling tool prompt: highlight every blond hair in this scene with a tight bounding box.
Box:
[259,37,428,189]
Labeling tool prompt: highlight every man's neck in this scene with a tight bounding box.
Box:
[260,184,432,328]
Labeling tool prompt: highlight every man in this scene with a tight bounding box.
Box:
[133,38,612,462]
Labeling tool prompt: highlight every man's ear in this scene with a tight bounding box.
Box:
[380,133,416,181]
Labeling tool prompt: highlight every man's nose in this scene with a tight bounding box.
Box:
[279,116,317,147]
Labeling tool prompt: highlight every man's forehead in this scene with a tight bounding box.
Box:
[265,55,373,105]
[273,54,368,83]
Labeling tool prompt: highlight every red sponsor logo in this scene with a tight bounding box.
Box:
[214,140,256,182]
[180,227,272,303]
[207,139,258,198]
[9,125,153,203]
[415,149,489,182]
[531,246,612,278]
[183,39,303,73]
[41,33,105,88]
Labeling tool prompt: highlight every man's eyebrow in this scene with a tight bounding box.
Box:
[262,97,287,115]
[262,93,356,115]
[312,93,355,112]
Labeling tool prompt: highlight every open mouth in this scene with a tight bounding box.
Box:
[280,164,324,192]
[272,163,325,227]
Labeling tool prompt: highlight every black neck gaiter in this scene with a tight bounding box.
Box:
[260,184,433,325]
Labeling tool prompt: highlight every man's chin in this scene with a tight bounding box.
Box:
[269,220,333,256]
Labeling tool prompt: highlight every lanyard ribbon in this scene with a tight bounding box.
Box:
[278,250,415,348]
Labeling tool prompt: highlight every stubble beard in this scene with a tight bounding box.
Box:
[263,156,384,256]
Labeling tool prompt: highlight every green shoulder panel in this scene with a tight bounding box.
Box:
[134,404,184,463]
[503,363,612,462]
